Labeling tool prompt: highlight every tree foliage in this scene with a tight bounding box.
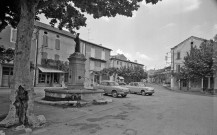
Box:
[0,45,15,63]
[0,0,162,128]
[180,40,214,79]
[0,0,162,33]
[99,66,147,83]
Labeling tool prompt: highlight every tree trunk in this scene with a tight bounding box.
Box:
[0,0,40,127]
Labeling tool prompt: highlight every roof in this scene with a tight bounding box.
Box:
[110,57,144,66]
[34,21,112,51]
[38,67,64,73]
[171,36,206,50]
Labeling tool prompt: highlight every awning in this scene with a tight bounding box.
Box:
[118,76,124,80]
[38,67,64,73]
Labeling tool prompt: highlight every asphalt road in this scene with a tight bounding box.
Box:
[34,84,217,135]
[1,84,217,135]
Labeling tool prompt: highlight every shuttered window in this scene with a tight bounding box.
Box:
[43,35,48,47]
[55,39,60,50]
[11,28,17,43]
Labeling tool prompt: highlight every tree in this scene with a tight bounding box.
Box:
[180,40,214,90]
[100,66,147,83]
[0,45,15,63]
[0,0,162,127]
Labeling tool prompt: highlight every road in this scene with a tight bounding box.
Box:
[33,84,217,135]
[1,84,217,135]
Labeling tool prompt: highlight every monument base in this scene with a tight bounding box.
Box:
[44,88,104,102]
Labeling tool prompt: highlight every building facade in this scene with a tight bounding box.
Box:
[110,54,144,69]
[170,36,211,91]
[0,21,111,88]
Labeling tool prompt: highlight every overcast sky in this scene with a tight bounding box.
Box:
[40,0,217,70]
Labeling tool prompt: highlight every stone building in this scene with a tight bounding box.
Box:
[110,54,144,69]
[170,36,214,91]
[0,21,111,88]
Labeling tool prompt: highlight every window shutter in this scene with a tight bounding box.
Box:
[55,39,60,50]
[101,51,105,60]
[43,35,48,47]
[11,29,17,42]
[91,48,95,57]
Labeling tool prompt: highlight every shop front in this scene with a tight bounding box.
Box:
[0,64,13,87]
[37,67,64,87]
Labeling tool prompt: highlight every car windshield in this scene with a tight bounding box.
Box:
[138,82,146,87]
[109,82,119,86]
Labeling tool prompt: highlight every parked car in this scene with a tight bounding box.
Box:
[126,82,155,96]
[96,80,129,98]
[118,82,127,86]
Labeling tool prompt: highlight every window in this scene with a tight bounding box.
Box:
[101,63,105,70]
[91,48,95,57]
[120,62,122,66]
[38,71,45,83]
[3,67,13,75]
[177,52,181,60]
[55,38,60,50]
[10,28,17,43]
[55,54,60,60]
[117,61,119,65]
[41,52,48,59]
[43,34,48,47]
[95,61,101,68]
[177,64,180,73]
[80,42,86,55]
[101,50,105,60]
[90,60,95,70]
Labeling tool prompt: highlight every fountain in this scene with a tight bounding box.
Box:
[40,33,106,105]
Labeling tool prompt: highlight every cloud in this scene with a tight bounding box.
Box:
[113,49,152,61]
[214,24,217,30]
[101,17,110,22]
[183,0,201,12]
[160,22,176,29]
[142,0,201,13]
[136,52,152,61]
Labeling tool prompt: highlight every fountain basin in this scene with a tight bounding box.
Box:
[44,88,104,101]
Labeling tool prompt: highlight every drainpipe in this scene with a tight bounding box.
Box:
[34,27,40,87]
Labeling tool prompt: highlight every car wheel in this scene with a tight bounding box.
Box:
[122,94,127,97]
[112,91,118,98]
[149,94,153,96]
[141,90,146,96]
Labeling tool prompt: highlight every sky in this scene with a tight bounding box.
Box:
[39,0,217,70]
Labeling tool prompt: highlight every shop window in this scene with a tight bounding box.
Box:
[2,67,13,75]
[54,73,59,83]
[38,71,45,83]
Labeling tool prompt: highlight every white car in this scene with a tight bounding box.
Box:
[126,82,155,96]
[96,81,129,98]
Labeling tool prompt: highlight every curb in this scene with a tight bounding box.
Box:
[162,85,217,97]
[34,97,113,107]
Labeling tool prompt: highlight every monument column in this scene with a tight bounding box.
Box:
[67,52,86,89]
